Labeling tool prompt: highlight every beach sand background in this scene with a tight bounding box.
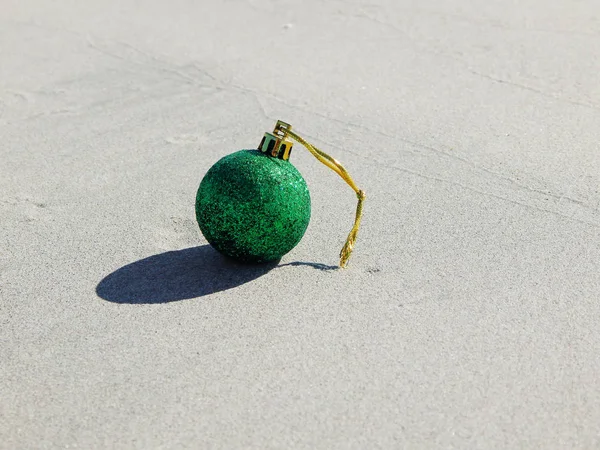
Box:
[2,0,600,447]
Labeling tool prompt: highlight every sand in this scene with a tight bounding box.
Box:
[2,0,600,448]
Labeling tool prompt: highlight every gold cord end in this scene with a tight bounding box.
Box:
[339,190,366,268]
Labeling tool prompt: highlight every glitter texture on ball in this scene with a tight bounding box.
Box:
[196,150,311,263]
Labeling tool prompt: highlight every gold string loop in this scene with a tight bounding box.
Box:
[272,120,365,268]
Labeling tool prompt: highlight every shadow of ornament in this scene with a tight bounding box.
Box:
[96,245,278,304]
[96,245,337,304]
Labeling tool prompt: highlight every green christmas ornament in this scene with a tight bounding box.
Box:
[196,149,310,263]
[195,120,366,267]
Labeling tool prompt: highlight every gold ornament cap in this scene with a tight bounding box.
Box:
[258,120,294,160]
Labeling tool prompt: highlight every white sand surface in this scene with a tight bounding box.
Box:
[2,0,600,448]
